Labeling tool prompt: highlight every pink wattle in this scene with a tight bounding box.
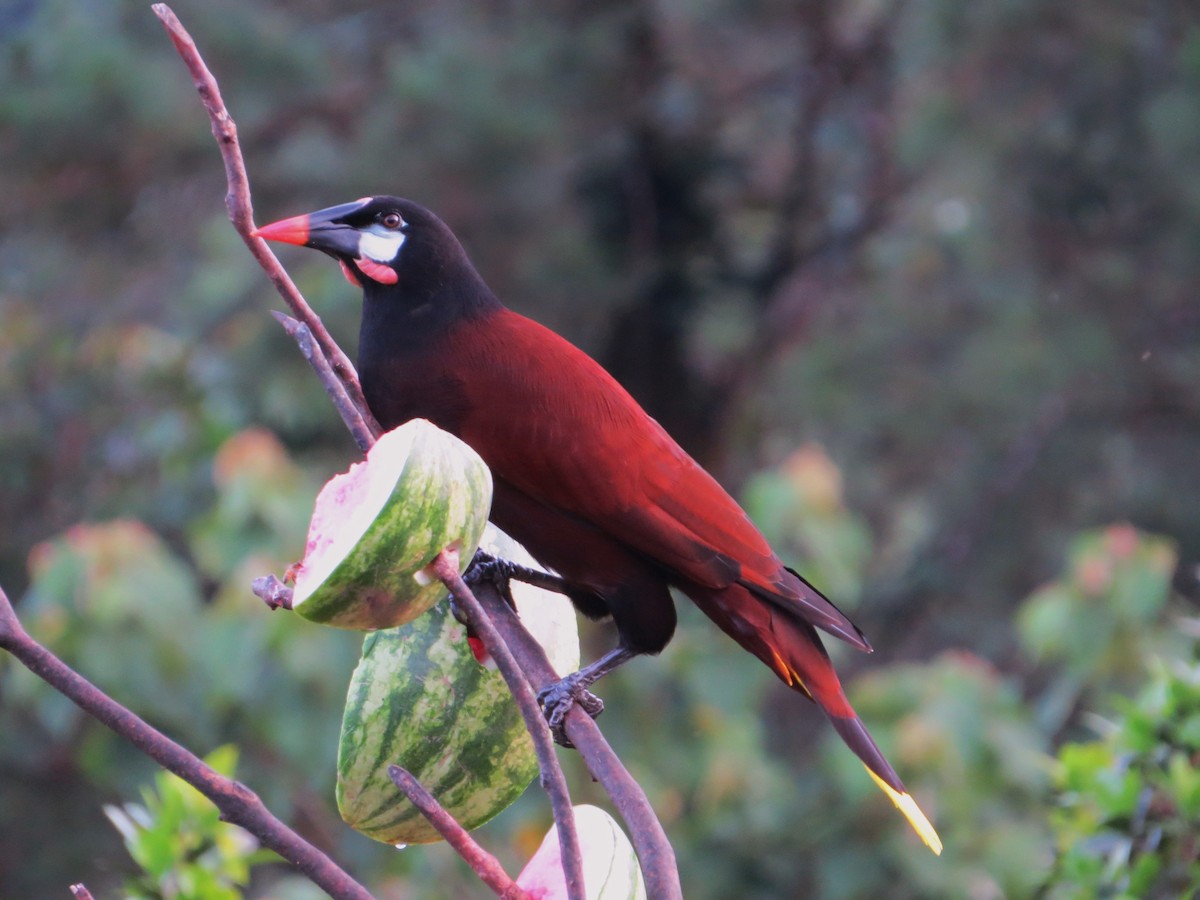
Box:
[355,257,399,285]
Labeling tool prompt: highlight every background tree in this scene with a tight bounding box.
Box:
[1,0,1198,896]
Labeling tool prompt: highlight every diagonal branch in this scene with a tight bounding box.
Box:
[470,578,682,900]
[387,766,531,900]
[271,312,379,452]
[151,2,379,437]
[752,4,838,302]
[0,586,374,900]
[707,3,909,453]
[754,0,906,302]
[431,550,587,900]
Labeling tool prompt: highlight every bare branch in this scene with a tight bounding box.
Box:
[706,4,908,449]
[151,3,379,436]
[271,311,379,452]
[387,766,532,900]
[0,586,374,900]
[470,578,683,900]
[251,573,294,610]
[431,550,588,900]
[755,2,904,300]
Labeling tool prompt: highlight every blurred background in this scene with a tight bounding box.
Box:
[2,0,1199,897]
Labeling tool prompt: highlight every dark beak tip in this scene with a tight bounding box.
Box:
[256,201,369,254]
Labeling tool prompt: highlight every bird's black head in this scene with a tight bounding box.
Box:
[255,196,498,319]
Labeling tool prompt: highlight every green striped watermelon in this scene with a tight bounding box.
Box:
[336,525,580,845]
[291,418,492,630]
[516,805,646,900]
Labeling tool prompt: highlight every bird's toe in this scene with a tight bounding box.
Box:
[537,675,605,747]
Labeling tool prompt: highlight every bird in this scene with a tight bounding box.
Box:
[254,196,942,853]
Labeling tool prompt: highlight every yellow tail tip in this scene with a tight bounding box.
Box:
[865,767,943,855]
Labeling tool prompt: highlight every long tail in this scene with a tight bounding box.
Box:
[688,583,943,855]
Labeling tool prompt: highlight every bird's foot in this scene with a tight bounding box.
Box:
[537,673,605,748]
[465,549,539,614]
[463,548,498,581]
[465,548,574,601]
[536,647,634,746]
[463,550,514,607]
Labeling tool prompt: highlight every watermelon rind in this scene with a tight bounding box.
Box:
[516,804,647,900]
[292,418,492,630]
[336,524,580,845]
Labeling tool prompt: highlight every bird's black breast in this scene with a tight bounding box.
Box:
[356,283,489,436]
[360,350,472,437]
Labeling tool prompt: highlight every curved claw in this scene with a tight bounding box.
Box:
[463,550,505,591]
[537,675,605,747]
[463,548,498,581]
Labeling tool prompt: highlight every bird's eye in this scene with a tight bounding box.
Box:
[382,213,404,230]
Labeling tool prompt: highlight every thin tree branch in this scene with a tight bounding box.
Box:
[754,2,904,300]
[431,550,587,900]
[0,586,373,900]
[271,311,379,451]
[251,573,294,610]
[470,578,683,900]
[387,766,531,900]
[151,2,379,436]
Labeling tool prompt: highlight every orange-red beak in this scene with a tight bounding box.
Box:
[252,212,310,245]
[253,200,371,257]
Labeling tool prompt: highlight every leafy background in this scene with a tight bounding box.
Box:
[1,0,1199,897]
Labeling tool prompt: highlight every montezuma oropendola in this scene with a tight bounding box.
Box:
[255,196,942,853]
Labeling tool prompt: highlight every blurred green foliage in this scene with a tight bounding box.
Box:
[103,746,273,900]
[1018,524,1188,735]
[1,0,1199,897]
[1044,660,1200,899]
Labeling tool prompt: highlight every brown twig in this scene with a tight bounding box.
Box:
[470,578,682,900]
[0,586,373,900]
[151,2,379,436]
[431,550,588,900]
[751,4,837,303]
[251,573,294,610]
[271,311,380,451]
[387,766,532,900]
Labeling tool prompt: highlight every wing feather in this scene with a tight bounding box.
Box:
[457,311,867,647]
